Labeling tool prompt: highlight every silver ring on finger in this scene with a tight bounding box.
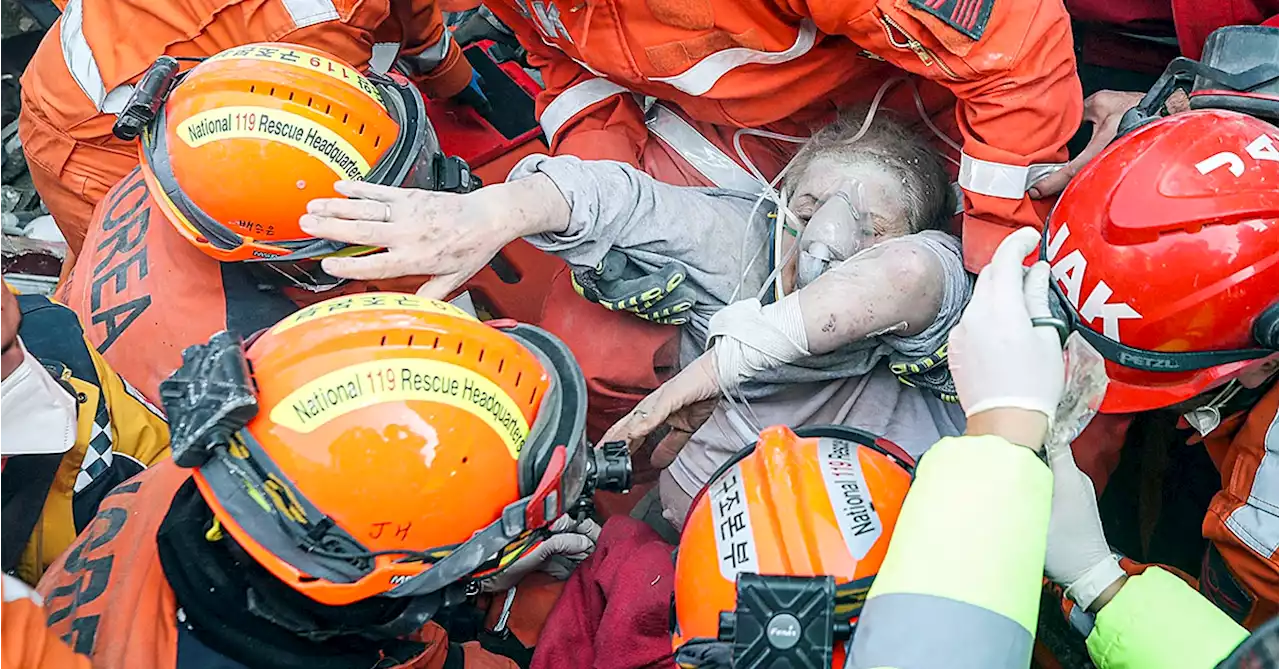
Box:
[381,203,393,222]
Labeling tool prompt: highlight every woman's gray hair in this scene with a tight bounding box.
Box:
[782,107,953,233]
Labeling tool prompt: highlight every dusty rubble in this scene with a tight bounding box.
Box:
[1,0,64,294]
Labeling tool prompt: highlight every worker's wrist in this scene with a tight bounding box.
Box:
[1086,573,1128,614]
[964,408,1047,453]
[491,174,571,237]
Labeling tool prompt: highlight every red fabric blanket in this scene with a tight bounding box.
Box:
[531,517,678,669]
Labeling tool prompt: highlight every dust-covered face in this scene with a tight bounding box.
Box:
[779,156,914,294]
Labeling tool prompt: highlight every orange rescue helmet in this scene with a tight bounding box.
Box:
[671,425,914,669]
[136,43,468,267]
[158,293,630,607]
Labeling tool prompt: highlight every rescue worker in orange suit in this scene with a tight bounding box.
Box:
[481,0,1084,272]
[18,0,477,258]
[1,279,169,586]
[55,41,676,455]
[1039,106,1278,630]
[33,293,632,669]
[1030,7,1278,197]
[51,43,489,405]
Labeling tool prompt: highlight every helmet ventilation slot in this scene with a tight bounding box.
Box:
[240,86,383,145]
[245,357,260,394]
[358,326,546,411]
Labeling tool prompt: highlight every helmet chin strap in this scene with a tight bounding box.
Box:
[242,574,448,643]
[156,480,445,668]
[1182,370,1278,437]
[254,260,348,293]
[1183,380,1243,436]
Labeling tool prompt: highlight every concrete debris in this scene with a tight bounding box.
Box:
[2,233,64,294]
[1,0,41,38]
[0,21,63,286]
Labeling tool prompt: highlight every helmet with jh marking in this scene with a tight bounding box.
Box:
[671,425,913,669]
[158,293,630,614]
[1042,109,1278,414]
[134,43,473,285]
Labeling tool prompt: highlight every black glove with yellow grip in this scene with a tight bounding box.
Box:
[570,251,696,326]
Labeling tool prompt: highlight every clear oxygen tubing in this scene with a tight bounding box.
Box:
[727,76,961,306]
[713,75,965,439]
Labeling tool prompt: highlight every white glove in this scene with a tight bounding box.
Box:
[2,570,42,606]
[480,515,601,592]
[948,227,1065,423]
[1044,439,1125,611]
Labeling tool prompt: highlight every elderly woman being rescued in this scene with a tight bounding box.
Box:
[301,109,972,531]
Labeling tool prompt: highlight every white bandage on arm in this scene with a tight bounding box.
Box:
[707,293,811,390]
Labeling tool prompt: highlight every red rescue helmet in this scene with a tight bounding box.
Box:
[1042,109,1278,414]
[671,425,914,669]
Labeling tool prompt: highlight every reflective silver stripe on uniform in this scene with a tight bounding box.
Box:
[1225,410,1280,558]
[849,592,1033,669]
[539,77,630,142]
[59,0,131,112]
[280,0,340,28]
[645,104,760,193]
[650,20,818,96]
[531,0,572,42]
[59,0,337,113]
[369,42,400,75]
[397,30,452,76]
[120,375,165,419]
[958,152,1066,199]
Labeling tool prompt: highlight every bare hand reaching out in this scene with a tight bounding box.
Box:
[300,175,569,298]
[600,353,720,469]
[1029,91,1144,199]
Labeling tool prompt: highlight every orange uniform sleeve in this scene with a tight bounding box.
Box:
[280,23,383,73]
[281,3,473,100]
[791,0,1082,269]
[2,577,94,669]
[394,0,476,99]
[485,3,648,167]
